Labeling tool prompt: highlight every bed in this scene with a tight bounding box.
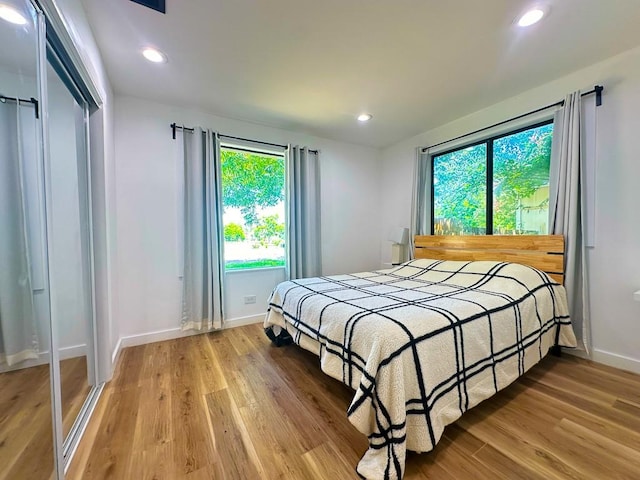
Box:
[264,235,577,479]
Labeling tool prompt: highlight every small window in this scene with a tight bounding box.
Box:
[220,146,286,270]
[432,122,553,235]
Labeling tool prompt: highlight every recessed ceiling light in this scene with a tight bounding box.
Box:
[357,113,372,122]
[517,8,545,27]
[0,4,28,25]
[142,47,167,63]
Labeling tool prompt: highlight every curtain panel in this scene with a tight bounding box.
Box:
[410,148,432,258]
[180,128,223,331]
[286,146,321,280]
[549,91,591,352]
[0,102,39,365]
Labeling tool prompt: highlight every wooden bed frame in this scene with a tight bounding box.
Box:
[413,235,565,284]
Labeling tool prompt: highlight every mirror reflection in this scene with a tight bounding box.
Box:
[46,57,94,440]
[0,1,55,478]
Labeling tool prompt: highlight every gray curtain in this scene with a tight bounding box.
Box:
[180,128,223,331]
[549,91,590,352]
[287,146,321,279]
[0,102,39,365]
[409,148,432,258]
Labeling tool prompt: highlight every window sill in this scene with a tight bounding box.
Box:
[224,266,286,274]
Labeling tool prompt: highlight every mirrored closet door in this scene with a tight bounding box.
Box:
[1,1,101,478]
[45,47,97,453]
[0,1,54,478]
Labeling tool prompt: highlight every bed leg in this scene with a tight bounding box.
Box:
[265,326,293,347]
[550,345,562,357]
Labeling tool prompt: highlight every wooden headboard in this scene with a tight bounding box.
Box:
[413,235,565,284]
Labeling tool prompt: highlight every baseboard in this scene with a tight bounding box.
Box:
[223,314,264,329]
[59,344,87,360]
[119,326,202,349]
[111,337,122,366]
[114,314,265,359]
[564,346,640,374]
[0,344,87,373]
[591,348,640,374]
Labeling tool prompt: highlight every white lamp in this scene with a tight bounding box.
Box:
[388,227,409,265]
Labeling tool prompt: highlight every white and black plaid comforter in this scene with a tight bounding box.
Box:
[264,259,577,480]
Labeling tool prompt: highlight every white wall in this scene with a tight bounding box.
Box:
[114,95,381,339]
[380,45,640,373]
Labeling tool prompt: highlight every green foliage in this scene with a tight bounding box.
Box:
[253,214,285,247]
[224,223,246,242]
[225,259,285,270]
[433,124,553,234]
[221,149,285,227]
[433,144,487,234]
[493,125,552,232]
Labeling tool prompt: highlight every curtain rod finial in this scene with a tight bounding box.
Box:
[595,85,603,107]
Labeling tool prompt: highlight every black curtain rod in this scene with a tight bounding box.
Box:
[422,85,603,153]
[219,133,288,150]
[171,123,194,138]
[170,123,318,153]
[0,94,39,118]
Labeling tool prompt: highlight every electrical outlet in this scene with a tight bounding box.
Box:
[243,295,257,305]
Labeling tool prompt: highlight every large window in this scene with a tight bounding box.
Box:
[432,121,553,235]
[220,146,286,270]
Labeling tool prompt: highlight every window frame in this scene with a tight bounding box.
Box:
[219,143,287,272]
[430,119,554,235]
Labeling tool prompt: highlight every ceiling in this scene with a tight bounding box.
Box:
[80,0,640,148]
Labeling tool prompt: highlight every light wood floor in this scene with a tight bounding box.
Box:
[0,356,91,480]
[69,324,640,479]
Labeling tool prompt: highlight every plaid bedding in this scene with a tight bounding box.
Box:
[265,259,577,479]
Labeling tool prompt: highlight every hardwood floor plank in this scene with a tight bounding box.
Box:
[170,339,216,476]
[442,423,485,456]
[613,398,640,417]
[458,409,586,480]
[415,435,498,480]
[302,442,361,480]
[226,325,258,356]
[508,382,640,452]
[0,363,55,480]
[205,388,263,479]
[68,323,640,480]
[236,400,317,479]
[520,375,640,434]
[66,388,113,479]
[61,356,91,437]
[241,351,330,451]
[536,357,640,404]
[131,376,172,452]
[125,443,178,480]
[553,418,640,479]
[1,396,54,480]
[472,443,549,480]
[190,334,228,395]
[83,387,142,479]
[487,398,622,478]
[113,344,146,389]
[261,342,369,460]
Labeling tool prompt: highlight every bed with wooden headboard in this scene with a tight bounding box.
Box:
[264,234,576,480]
[414,234,565,284]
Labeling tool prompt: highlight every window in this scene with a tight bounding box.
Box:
[220,146,286,270]
[432,121,553,235]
